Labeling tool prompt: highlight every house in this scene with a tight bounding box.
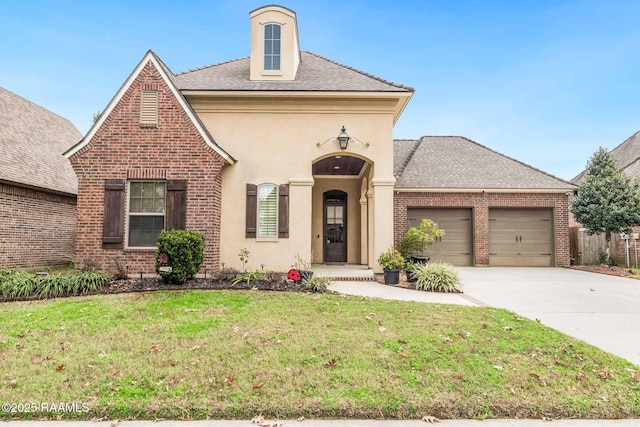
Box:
[572,131,640,265]
[0,86,80,269]
[64,5,574,274]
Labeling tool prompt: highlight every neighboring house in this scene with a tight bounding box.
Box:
[0,86,80,269]
[64,5,574,274]
[572,131,640,265]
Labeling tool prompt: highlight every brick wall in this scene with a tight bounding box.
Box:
[68,60,225,274]
[0,183,76,269]
[394,191,571,266]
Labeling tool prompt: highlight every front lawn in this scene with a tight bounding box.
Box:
[0,290,638,420]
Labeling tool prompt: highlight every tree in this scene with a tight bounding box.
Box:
[571,147,640,260]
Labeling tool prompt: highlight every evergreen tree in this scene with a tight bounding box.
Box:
[571,147,640,258]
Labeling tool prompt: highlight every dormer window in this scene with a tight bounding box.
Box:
[264,24,281,70]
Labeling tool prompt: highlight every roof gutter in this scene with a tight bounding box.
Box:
[394,187,576,194]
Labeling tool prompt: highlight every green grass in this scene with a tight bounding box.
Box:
[0,290,638,420]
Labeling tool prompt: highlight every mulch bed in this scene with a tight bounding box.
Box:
[566,265,634,278]
[102,276,308,295]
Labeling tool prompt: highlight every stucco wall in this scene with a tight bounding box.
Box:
[190,95,399,272]
[0,183,76,269]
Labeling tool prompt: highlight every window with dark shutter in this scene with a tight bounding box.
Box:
[246,184,257,238]
[166,180,187,230]
[103,179,125,249]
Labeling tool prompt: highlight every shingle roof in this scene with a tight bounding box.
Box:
[175,51,414,92]
[0,87,80,195]
[572,131,640,184]
[394,136,575,191]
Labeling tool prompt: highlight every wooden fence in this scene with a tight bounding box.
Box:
[569,226,606,265]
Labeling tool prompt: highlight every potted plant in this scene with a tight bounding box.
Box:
[377,246,405,284]
[398,219,444,265]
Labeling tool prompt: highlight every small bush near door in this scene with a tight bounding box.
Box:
[155,230,205,284]
[412,262,463,293]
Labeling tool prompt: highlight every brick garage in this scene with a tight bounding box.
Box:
[0,184,76,268]
[67,53,232,274]
[0,86,81,270]
[394,191,571,266]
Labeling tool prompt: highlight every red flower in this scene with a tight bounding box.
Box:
[159,253,169,264]
[287,269,301,281]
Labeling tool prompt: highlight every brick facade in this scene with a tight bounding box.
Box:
[0,183,76,269]
[394,191,571,266]
[68,61,225,274]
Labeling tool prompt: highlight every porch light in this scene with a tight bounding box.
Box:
[337,126,350,150]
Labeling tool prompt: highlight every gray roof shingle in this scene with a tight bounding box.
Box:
[175,51,414,92]
[0,87,80,195]
[394,136,575,191]
[572,131,640,184]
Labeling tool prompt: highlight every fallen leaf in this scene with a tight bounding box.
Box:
[378,326,387,333]
[493,365,504,370]
[453,375,463,382]
[325,358,338,370]
[224,374,234,385]
[364,316,372,321]
[297,416,306,421]
[442,336,452,343]
[535,319,541,323]
[56,364,65,372]
[593,369,611,379]
[397,348,410,358]
[503,326,513,331]
[397,339,408,344]
[626,368,637,379]
[575,372,587,381]
[421,415,440,423]
[149,345,161,352]
[252,383,264,390]
[98,351,107,358]
[189,345,200,351]
[170,361,178,367]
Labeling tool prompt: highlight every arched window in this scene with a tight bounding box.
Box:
[264,24,281,70]
[258,183,278,238]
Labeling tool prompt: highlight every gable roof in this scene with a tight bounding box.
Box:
[0,86,80,195]
[175,51,414,93]
[572,130,640,184]
[64,50,235,164]
[394,136,576,191]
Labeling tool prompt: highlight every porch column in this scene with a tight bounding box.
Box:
[289,176,315,262]
[371,177,396,273]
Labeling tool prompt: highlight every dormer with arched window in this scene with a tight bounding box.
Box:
[249,5,301,81]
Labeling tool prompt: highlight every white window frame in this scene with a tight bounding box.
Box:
[257,183,278,240]
[126,180,166,248]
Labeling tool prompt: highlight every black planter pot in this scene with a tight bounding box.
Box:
[410,255,430,265]
[405,268,418,282]
[299,270,314,283]
[383,269,400,285]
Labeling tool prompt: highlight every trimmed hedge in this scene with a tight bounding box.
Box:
[155,230,205,284]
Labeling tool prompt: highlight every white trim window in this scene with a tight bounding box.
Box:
[128,181,166,247]
[264,23,281,71]
[257,183,278,238]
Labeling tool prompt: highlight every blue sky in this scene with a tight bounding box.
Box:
[2,0,640,181]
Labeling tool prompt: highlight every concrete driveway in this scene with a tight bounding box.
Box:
[457,267,640,366]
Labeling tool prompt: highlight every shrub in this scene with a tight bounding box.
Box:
[155,230,205,284]
[302,276,331,293]
[0,269,112,300]
[398,219,444,258]
[412,262,463,293]
[377,246,405,270]
[232,269,263,286]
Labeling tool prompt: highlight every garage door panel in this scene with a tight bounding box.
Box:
[489,208,553,267]
[407,208,472,266]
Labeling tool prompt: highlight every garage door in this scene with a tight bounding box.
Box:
[407,208,473,266]
[489,208,553,266]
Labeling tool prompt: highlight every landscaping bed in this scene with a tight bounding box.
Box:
[567,265,634,278]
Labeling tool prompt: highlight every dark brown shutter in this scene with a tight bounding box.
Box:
[278,184,289,238]
[166,180,187,230]
[103,179,125,249]
[246,183,257,238]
